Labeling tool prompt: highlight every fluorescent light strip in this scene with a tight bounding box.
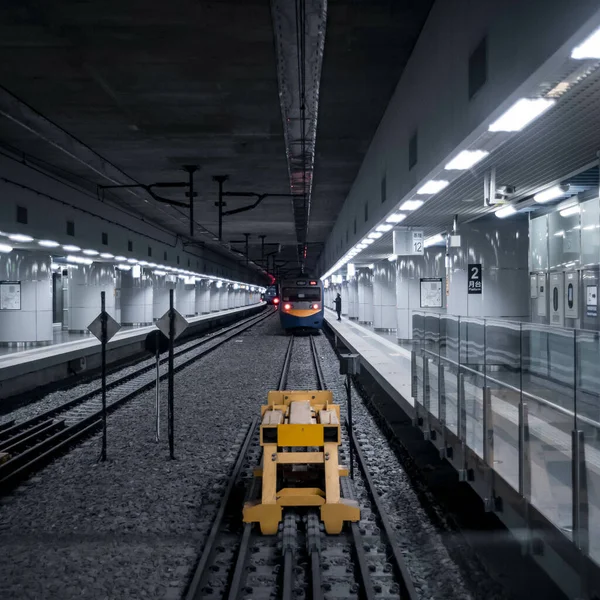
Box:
[444,149,489,170]
[82,249,99,256]
[572,26,600,59]
[400,199,423,211]
[38,240,60,248]
[376,223,393,232]
[534,185,568,204]
[495,204,517,219]
[488,98,555,132]
[417,180,449,195]
[100,252,114,259]
[368,231,383,239]
[386,213,406,224]
[559,204,580,217]
[8,233,34,242]
[424,233,444,248]
[0,243,13,253]
[63,244,81,252]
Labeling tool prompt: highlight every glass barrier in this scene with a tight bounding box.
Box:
[409,311,599,564]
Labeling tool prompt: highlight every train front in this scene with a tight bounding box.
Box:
[279,279,323,331]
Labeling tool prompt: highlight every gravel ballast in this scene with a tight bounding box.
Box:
[0,314,287,600]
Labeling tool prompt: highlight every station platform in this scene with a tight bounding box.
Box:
[324,308,600,598]
[0,303,265,400]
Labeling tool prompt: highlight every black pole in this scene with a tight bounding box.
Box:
[184,165,198,238]
[244,233,250,266]
[213,175,228,241]
[100,291,107,462]
[346,374,354,480]
[168,288,175,459]
[260,235,266,264]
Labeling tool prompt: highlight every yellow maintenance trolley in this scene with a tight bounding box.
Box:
[243,389,360,534]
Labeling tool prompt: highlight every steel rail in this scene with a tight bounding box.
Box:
[184,418,259,600]
[0,311,274,493]
[346,418,420,600]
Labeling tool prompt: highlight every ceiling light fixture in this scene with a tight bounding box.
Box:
[82,249,99,256]
[386,213,407,224]
[495,204,517,218]
[100,252,114,259]
[400,199,423,211]
[417,180,449,195]
[387,255,397,262]
[62,244,81,252]
[0,243,13,253]
[559,204,580,217]
[127,258,139,264]
[571,26,600,59]
[534,184,569,204]
[424,233,444,248]
[444,150,489,170]
[375,223,393,232]
[363,238,375,245]
[488,98,555,132]
[368,232,383,239]
[67,255,93,265]
[38,239,60,248]
[117,264,132,271]
[8,233,34,243]
[114,255,127,261]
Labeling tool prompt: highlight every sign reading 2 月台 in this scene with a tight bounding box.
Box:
[467,264,482,295]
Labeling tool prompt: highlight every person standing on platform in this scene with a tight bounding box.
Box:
[334,293,342,321]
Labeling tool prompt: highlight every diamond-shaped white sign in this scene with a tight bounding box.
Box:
[156,309,188,340]
[88,312,121,343]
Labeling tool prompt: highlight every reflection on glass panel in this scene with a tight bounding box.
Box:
[463,370,484,458]
[440,314,459,363]
[460,318,485,371]
[530,214,548,271]
[443,363,458,434]
[581,197,600,267]
[485,319,521,387]
[528,400,573,538]
[427,357,439,419]
[548,208,580,270]
[576,329,600,563]
[489,382,520,490]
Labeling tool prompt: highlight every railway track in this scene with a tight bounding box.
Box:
[186,333,418,600]
[0,308,275,493]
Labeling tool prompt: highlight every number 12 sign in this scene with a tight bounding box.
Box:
[468,263,482,294]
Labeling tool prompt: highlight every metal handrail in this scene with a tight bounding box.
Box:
[419,347,600,430]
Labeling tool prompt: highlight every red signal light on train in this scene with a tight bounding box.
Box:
[283,303,292,311]
[309,280,317,285]
[273,297,280,304]
[312,304,319,310]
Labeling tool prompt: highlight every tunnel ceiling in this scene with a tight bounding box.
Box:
[0,0,433,278]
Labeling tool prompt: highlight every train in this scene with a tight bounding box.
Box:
[262,285,280,305]
[278,278,324,332]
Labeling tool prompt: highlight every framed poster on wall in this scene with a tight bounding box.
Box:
[420,278,443,308]
[0,281,21,310]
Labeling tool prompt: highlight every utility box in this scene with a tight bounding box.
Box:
[340,353,360,375]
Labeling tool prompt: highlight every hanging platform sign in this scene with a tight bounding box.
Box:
[467,264,482,294]
[393,230,424,256]
[0,281,21,310]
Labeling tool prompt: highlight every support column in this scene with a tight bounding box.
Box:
[396,250,446,340]
[219,284,229,310]
[341,280,349,316]
[357,268,374,324]
[68,262,116,332]
[120,269,153,326]
[348,277,359,320]
[176,278,196,317]
[0,250,53,343]
[373,261,396,330]
[195,280,211,314]
[210,282,221,312]
[152,274,176,321]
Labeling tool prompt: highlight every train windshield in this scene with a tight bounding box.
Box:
[282,286,321,302]
[265,286,278,297]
